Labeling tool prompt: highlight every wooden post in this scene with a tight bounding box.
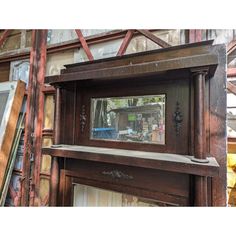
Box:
[50,86,61,206]
[21,30,37,206]
[191,68,208,206]
[21,30,47,206]
[31,30,48,206]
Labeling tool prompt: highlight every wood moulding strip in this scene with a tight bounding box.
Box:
[45,54,218,84]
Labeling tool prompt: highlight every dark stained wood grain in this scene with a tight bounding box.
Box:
[75,76,190,154]
[43,145,219,177]
[45,54,217,84]
[57,40,214,74]
[62,161,190,206]
[46,41,226,206]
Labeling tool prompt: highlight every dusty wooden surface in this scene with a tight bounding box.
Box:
[43,144,219,177]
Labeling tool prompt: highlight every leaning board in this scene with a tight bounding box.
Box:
[0,80,25,195]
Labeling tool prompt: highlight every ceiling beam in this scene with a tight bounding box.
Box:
[227,39,236,64]
[137,29,171,48]
[117,30,135,56]
[0,30,163,63]
[227,81,236,95]
[227,67,236,77]
[75,29,94,61]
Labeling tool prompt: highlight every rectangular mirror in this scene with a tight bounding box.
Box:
[91,94,165,144]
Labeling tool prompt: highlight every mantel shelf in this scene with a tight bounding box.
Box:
[42,144,219,177]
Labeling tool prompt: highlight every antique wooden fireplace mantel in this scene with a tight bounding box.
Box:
[43,40,226,206]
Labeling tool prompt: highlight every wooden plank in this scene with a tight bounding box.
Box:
[0,80,26,193]
[0,113,25,206]
[228,142,236,153]
[137,29,171,48]
[43,145,219,177]
[117,30,135,56]
[0,62,10,82]
[0,30,12,47]
[75,29,94,61]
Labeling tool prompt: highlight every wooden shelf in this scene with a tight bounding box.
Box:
[42,144,219,177]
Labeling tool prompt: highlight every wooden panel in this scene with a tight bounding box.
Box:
[228,142,236,153]
[39,178,49,203]
[60,84,77,145]
[0,62,10,82]
[59,161,190,206]
[0,80,25,193]
[43,95,55,129]
[77,75,190,154]
[67,159,190,198]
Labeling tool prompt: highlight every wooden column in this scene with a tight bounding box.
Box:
[191,69,208,206]
[50,86,61,206]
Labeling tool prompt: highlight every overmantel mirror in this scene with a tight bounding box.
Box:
[43,41,226,206]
